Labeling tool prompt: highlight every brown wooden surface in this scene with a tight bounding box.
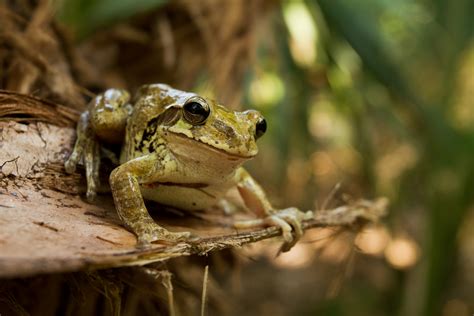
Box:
[0,120,387,279]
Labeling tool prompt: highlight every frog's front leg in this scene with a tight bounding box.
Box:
[109,153,191,247]
[65,111,101,200]
[65,89,131,200]
[234,168,313,251]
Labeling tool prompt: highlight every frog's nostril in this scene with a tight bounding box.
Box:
[255,118,267,139]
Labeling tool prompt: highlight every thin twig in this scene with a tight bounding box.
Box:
[201,265,209,316]
[321,182,342,211]
[161,272,175,316]
[90,198,389,271]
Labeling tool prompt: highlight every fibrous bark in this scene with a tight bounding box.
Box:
[0,92,387,278]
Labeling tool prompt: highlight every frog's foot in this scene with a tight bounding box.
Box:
[65,131,101,202]
[65,111,102,202]
[135,221,192,248]
[235,207,313,252]
[267,208,313,252]
[65,130,85,175]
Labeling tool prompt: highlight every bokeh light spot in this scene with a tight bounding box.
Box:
[384,236,420,269]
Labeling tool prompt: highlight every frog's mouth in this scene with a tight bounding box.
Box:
[167,131,257,161]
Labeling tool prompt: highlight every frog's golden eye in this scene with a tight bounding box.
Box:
[255,118,267,139]
[183,97,210,125]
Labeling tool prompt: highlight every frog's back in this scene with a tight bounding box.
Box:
[120,84,195,162]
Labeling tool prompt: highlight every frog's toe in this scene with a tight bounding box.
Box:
[137,232,192,248]
[268,207,314,252]
[233,208,313,249]
[65,149,82,173]
[160,231,193,242]
[86,188,97,202]
[135,222,192,248]
[64,158,77,174]
[286,216,303,240]
[277,208,307,237]
[267,215,294,243]
[85,166,99,202]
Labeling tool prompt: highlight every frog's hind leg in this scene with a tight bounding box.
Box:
[233,168,313,252]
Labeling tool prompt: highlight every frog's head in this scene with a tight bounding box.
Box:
[165,94,266,160]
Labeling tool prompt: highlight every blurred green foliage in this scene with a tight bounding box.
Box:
[255,0,474,315]
[58,0,168,37]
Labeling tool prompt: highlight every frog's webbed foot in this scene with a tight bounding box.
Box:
[65,112,101,201]
[135,220,192,248]
[235,207,313,252]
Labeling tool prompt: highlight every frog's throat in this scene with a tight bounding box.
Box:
[167,131,257,160]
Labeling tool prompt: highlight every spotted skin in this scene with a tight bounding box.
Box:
[65,84,313,249]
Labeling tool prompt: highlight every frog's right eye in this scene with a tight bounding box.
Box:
[183,97,210,125]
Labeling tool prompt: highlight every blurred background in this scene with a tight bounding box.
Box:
[48,0,474,314]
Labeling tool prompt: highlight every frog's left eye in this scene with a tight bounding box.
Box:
[255,118,267,139]
[183,98,210,125]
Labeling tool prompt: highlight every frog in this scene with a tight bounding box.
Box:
[65,84,313,250]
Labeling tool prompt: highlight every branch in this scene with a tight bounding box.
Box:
[0,93,388,278]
